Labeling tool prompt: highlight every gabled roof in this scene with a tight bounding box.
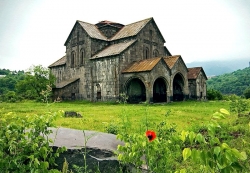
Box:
[163,55,180,69]
[188,67,208,80]
[122,57,162,73]
[164,55,188,72]
[90,40,137,59]
[110,18,152,41]
[64,21,107,46]
[55,78,79,89]
[78,21,107,40]
[49,56,66,68]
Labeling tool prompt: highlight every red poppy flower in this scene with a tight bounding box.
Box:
[145,130,156,142]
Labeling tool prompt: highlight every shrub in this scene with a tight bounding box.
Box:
[207,89,223,100]
[0,111,66,172]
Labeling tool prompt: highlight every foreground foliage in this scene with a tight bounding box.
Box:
[0,110,66,172]
[1,99,250,172]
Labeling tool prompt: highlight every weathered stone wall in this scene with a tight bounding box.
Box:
[90,56,120,101]
[135,21,165,61]
[196,73,207,99]
[53,80,79,100]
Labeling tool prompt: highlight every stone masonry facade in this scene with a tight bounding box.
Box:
[49,17,207,103]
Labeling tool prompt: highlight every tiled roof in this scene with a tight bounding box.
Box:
[163,55,180,69]
[122,57,161,73]
[110,18,152,41]
[90,40,137,59]
[55,78,79,89]
[188,67,207,80]
[78,21,107,41]
[49,56,66,68]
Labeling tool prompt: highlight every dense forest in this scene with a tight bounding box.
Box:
[207,67,250,96]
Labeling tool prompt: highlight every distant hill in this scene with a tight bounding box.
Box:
[186,58,249,76]
[207,67,250,96]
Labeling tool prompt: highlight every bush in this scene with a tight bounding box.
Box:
[207,89,223,100]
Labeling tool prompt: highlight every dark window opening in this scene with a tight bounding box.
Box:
[71,52,75,67]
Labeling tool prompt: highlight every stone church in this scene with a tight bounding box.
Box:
[49,17,207,103]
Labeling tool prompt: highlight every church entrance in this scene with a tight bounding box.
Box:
[126,78,146,103]
[153,78,167,103]
[173,73,184,101]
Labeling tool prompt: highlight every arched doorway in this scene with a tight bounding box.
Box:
[126,78,146,103]
[153,78,167,102]
[173,73,184,101]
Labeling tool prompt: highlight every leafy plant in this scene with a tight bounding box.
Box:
[0,111,66,172]
[182,109,248,172]
[230,98,249,116]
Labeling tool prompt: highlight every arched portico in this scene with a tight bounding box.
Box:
[125,78,146,103]
[153,77,167,102]
[173,73,185,101]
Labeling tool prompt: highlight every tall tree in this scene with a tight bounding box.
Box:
[16,65,55,100]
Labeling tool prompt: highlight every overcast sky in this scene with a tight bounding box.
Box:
[0,0,250,71]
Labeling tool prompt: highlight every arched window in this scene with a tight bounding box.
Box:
[80,49,84,66]
[144,47,149,59]
[71,51,75,67]
[153,49,159,57]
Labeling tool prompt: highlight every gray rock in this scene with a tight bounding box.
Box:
[49,127,124,172]
[64,111,82,118]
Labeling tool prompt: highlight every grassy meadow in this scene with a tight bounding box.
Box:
[0,100,234,133]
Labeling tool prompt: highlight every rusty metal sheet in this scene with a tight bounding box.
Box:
[91,40,137,59]
[187,67,202,79]
[110,18,152,41]
[122,57,161,73]
[163,55,180,69]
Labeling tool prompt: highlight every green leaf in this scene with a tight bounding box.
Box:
[200,151,207,165]
[188,131,196,144]
[214,146,221,157]
[191,149,201,162]
[220,108,230,115]
[41,161,49,169]
[225,150,234,163]
[180,169,186,173]
[221,143,230,150]
[195,133,206,144]
[180,131,189,142]
[240,152,247,160]
[212,112,225,119]
[182,148,191,161]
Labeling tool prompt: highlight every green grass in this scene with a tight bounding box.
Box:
[0,100,233,133]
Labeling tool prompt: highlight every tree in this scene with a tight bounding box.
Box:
[244,87,250,99]
[207,89,223,100]
[16,65,55,100]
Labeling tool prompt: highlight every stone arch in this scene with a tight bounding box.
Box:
[153,77,168,103]
[125,77,146,103]
[172,72,185,101]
